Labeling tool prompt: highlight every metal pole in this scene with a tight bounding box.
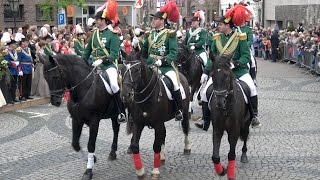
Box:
[13,13,17,33]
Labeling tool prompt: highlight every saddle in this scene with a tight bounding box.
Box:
[205,80,250,104]
[98,70,114,95]
[160,75,186,101]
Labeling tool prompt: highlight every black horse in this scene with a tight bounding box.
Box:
[207,56,251,180]
[40,54,121,180]
[121,51,191,179]
[176,45,203,113]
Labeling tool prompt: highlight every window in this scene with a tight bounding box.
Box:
[35,4,54,21]
[3,4,24,21]
[88,6,95,17]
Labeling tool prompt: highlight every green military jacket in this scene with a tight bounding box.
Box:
[184,27,206,55]
[74,38,85,56]
[206,31,214,48]
[206,31,250,78]
[44,45,53,57]
[239,26,253,48]
[141,28,178,73]
[82,28,120,70]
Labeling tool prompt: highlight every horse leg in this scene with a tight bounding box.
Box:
[71,117,86,161]
[131,123,145,178]
[226,130,239,180]
[212,130,226,176]
[108,117,120,161]
[82,120,100,180]
[240,120,251,163]
[160,126,166,164]
[182,107,191,155]
[151,124,166,180]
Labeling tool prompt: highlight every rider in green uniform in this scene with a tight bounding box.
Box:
[141,10,183,121]
[82,10,126,124]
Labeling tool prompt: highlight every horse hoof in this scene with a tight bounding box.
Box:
[81,169,93,180]
[161,159,165,165]
[150,173,160,180]
[137,173,146,180]
[183,149,191,155]
[108,152,117,161]
[127,147,133,154]
[240,154,248,163]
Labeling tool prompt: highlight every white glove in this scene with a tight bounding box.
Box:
[14,61,19,66]
[230,62,235,69]
[132,37,139,48]
[200,74,208,84]
[18,71,23,76]
[154,59,162,67]
[190,46,195,50]
[92,59,103,67]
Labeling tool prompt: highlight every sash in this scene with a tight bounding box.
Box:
[216,32,238,56]
[148,29,168,52]
[93,30,109,57]
[187,28,202,44]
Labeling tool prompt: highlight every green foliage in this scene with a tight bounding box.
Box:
[39,0,87,22]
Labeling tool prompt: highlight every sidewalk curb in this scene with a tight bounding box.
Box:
[0,97,50,113]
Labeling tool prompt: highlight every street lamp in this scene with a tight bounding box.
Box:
[8,0,20,33]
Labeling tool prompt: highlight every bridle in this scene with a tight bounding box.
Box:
[123,60,159,104]
[44,61,96,98]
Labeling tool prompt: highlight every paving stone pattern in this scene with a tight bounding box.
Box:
[0,59,320,180]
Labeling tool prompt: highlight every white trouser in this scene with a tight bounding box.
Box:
[200,73,257,102]
[249,52,256,68]
[106,67,120,93]
[239,73,257,96]
[199,52,208,66]
[165,70,180,91]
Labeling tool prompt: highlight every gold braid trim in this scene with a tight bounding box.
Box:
[222,37,239,57]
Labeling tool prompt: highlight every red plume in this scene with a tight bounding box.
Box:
[160,1,180,23]
[224,5,252,26]
[106,0,118,22]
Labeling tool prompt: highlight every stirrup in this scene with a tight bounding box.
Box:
[175,110,183,121]
[117,113,127,124]
[251,116,261,128]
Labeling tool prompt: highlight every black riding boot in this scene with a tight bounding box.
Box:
[114,91,127,124]
[250,96,261,128]
[173,89,183,121]
[194,102,211,131]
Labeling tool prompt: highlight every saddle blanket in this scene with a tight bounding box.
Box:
[99,74,113,95]
[160,76,186,101]
[237,81,248,104]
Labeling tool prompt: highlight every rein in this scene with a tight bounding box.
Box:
[123,60,160,104]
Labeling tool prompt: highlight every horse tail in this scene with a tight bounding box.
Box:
[240,120,251,141]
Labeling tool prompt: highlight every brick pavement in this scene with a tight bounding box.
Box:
[0,59,320,180]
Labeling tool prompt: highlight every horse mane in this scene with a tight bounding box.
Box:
[212,56,232,70]
[54,54,91,71]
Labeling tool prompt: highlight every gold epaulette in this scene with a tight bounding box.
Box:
[144,31,150,38]
[238,33,247,41]
[212,33,221,41]
[2,49,8,55]
[16,47,21,53]
[167,30,176,38]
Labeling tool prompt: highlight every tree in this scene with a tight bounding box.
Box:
[39,0,87,22]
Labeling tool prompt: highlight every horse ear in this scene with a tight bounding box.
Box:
[48,55,55,64]
[120,49,127,60]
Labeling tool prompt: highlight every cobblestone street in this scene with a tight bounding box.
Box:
[0,59,320,180]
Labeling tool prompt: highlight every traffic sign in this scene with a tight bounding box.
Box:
[58,13,65,25]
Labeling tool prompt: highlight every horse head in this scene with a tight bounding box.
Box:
[121,50,153,104]
[210,55,235,109]
[40,54,65,107]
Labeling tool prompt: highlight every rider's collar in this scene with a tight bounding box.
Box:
[225,30,234,37]
[99,26,108,32]
[155,27,165,33]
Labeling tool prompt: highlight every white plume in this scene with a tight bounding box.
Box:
[96,2,108,12]
[87,18,95,27]
[75,24,83,34]
[199,10,205,25]
[1,32,11,43]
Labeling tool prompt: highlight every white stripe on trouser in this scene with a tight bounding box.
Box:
[106,67,120,93]
[165,70,179,91]
[239,73,257,96]
[200,77,213,102]
[199,52,208,66]
[250,52,256,68]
